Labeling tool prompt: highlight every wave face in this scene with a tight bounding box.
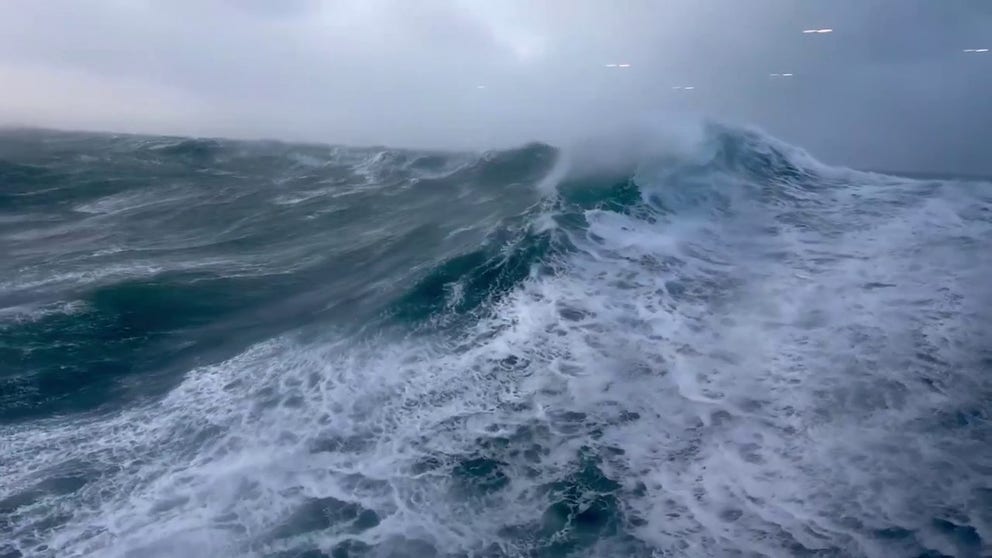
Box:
[1,126,991,558]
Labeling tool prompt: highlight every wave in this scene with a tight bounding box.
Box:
[1,124,990,557]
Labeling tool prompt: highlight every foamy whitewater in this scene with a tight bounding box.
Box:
[1,124,990,557]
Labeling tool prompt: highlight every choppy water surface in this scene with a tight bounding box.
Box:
[1,126,991,557]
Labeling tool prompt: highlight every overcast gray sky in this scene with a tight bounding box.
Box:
[1,0,989,173]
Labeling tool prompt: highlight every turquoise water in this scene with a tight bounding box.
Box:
[1,126,991,557]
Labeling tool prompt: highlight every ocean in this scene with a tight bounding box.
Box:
[1,125,990,557]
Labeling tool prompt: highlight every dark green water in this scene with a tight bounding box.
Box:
[1,126,991,557]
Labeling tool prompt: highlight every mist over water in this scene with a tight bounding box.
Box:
[2,0,991,173]
[1,124,990,557]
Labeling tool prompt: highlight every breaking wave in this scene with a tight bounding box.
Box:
[1,124,991,557]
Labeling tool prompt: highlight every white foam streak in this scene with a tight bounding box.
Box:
[3,136,991,557]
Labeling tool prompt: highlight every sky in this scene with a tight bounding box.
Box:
[0,0,989,173]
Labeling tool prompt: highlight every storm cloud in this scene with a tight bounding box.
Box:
[1,0,989,173]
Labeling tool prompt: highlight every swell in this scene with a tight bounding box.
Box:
[2,125,991,558]
[0,136,560,422]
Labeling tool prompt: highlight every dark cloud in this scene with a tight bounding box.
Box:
[0,0,989,173]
